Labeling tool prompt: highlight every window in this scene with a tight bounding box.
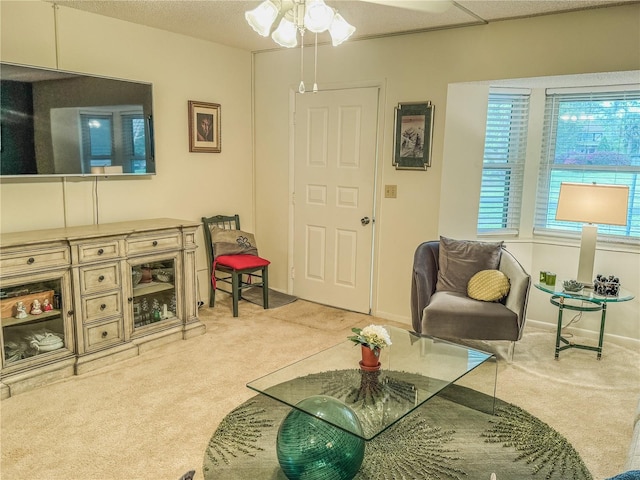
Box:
[535,89,640,240]
[81,114,113,171]
[477,91,530,234]
[122,114,147,173]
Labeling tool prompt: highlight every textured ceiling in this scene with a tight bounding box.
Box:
[51,0,639,52]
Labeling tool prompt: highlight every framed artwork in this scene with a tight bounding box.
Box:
[188,101,221,153]
[393,101,434,170]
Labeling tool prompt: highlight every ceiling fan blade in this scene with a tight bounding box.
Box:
[358,0,453,14]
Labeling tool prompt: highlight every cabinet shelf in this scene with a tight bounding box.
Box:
[2,309,62,328]
[133,282,174,296]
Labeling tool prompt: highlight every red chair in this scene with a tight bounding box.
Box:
[202,214,269,317]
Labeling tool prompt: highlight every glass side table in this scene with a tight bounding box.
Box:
[534,283,635,360]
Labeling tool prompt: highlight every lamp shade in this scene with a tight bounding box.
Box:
[328,13,356,46]
[245,0,279,37]
[271,17,298,48]
[304,0,335,33]
[555,182,629,226]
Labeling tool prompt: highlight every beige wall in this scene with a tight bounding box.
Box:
[0,1,254,302]
[253,4,640,343]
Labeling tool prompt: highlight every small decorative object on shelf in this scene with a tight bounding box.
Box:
[169,295,177,316]
[140,266,153,284]
[151,299,161,322]
[562,280,584,293]
[30,299,42,315]
[348,324,392,372]
[14,301,27,319]
[593,274,621,297]
[42,298,53,311]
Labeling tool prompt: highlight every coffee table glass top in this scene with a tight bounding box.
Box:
[247,325,495,440]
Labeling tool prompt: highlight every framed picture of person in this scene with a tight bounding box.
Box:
[393,101,434,170]
[188,101,221,153]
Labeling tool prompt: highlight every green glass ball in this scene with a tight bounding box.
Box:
[276,395,365,480]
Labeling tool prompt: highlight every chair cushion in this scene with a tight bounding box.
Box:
[435,236,503,294]
[422,291,519,340]
[209,226,259,258]
[467,269,510,302]
[216,254,270,270]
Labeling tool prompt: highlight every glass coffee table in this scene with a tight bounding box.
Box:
[247,325,496,480]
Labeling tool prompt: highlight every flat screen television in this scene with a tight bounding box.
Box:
[0,62,155,177]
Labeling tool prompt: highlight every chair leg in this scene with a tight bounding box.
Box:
[209,271,216,308]
[262,266,269,310]
[507,341,516,362]
[231,271,240,317]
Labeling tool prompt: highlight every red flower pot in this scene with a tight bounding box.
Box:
[360,345,381,371]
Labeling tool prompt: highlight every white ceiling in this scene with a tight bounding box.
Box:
[51,0,639,52]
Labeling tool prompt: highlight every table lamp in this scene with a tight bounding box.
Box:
[555,182,629,286]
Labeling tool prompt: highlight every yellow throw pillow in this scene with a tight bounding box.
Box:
[467,270,510,302]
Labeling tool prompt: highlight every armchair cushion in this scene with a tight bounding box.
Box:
[424,291,520,340]
[210,226,259,258]
[435,236,503,294]
[467,269,510,302]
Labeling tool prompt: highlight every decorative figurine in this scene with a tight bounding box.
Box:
[152,299,161,322]
[30,299,43,315]
[14,301,28,319]
[42,298,53,312]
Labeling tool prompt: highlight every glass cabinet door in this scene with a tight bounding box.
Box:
[130,257,178,330]
[1,274,70,367]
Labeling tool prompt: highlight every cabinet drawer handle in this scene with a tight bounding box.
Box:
[100,303,107,310]
[97,248,104,255]
[27,257,35,264]
[98,275,105,282]
[101,331,108,338]
[152,240,158,247]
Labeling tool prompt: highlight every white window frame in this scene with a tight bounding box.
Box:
[477,89,530,235]
[534,87,640,243]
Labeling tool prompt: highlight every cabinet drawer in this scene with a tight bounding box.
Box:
[127,232,181,255]
[0,247,70,276]
[84,318,123,351]
[82,291,122,323]
[79,263,120,295]
[75,241,120,264]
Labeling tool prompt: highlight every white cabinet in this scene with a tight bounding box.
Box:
[0,219,206,398]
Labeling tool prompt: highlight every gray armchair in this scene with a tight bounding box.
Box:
[411,240,530,343]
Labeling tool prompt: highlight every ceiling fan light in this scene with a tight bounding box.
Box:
[329,13,355,46]
[245,0,279,37]
[304,0,335,33]
[271,17,298,48]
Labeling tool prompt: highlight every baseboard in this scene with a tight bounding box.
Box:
[527,318,640,351]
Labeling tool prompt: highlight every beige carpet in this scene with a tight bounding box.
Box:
[1,295,638,480]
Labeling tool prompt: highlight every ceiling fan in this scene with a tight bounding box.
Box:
[245,0,452,92]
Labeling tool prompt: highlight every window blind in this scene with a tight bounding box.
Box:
[477,91,530,234]
[534,89,640,240]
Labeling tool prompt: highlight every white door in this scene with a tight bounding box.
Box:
[293,87,379,313]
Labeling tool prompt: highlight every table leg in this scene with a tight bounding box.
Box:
[596,303,607,360]
[555,298,564,360]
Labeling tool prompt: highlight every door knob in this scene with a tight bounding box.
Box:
[361,216,370,226]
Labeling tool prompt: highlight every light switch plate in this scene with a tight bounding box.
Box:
[385,185,397,198]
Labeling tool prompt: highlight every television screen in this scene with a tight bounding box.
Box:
[0,63,155,177]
